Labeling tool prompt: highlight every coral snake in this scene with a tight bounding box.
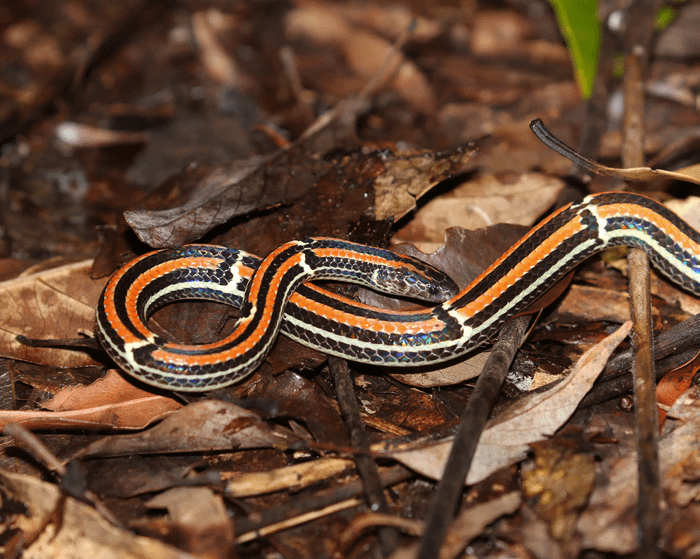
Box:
[96,192,700,391]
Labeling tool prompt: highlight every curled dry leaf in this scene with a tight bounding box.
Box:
[656,359,699,426]
[382,322,632,484]
[373,145,479,223]
[74,400,302,459]
[126,141,476,249]
[0,470,195,559]
[532,118,700,187]
[0,259,104,368]
[0,370,181,430]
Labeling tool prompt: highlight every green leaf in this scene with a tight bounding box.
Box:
[655,5,679,30]
[547,0,600,99]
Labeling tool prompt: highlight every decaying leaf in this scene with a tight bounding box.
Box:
[0,470,196,559]
[373,145,479,222]
[578,385,700,555]
[521,431,596,545]
[385,491,522,559]
[126,142,477,249]
[0,369,181,430]
[383,322,632,484]
[392,171,564,251]
[656,358,700,426]
[144,487,235,558]
[74,400,302,458]
[0,259,104,367]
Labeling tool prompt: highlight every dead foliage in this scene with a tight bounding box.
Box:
[1,1,700,558]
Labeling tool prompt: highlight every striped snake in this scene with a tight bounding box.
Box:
[96,192,700,391]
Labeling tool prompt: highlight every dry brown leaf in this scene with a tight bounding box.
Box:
[578,385,700,554]
[0,370,181,430]
[126,141,474,249]
[656,360,699,426]
[386,351,492,388]
[551,284,632,323]
[285,5,436,112]
[521,434,596,545]
[373,145,479,223]
[665,195,700,232]
[0,259,104,367]
[145,487,234,558]
[0,470,196,559]
[386,491,522,559]
[383,322,632,484]
[392,172,564,252]
[74,400,301,459]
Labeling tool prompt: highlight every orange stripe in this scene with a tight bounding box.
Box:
[122,256,223,340]
[455,214,583,319]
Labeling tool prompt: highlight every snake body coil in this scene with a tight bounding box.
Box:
[96,192,700,391]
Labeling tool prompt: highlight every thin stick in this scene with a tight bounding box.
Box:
[416,315,530,559]
[330,357,399,555]
[623,45,661,558]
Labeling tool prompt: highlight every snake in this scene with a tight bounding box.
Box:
[95,192,700,391]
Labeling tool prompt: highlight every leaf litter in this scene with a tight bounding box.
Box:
[1,2,700,558]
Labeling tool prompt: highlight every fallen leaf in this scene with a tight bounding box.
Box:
[383,322,632,484]
[392,172,564,252]
[521,431,596,544]
[373,145,479,223]
[0,470,196,559]
[144,486,234,558]
[74,400,301,458]
[386,491,522,559]
[578,385,700,554]
[0,259,104,367]
[532,118,700,187]
[0,370,181,430]
[657,359,700,426]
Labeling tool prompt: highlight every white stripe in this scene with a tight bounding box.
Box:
[142,279,246,316]
[604,228,700,283]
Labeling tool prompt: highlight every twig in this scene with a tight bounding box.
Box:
[233,465,412,544]
[330,356,399,555]
[415,315,530,559]
[623,41,661,558]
